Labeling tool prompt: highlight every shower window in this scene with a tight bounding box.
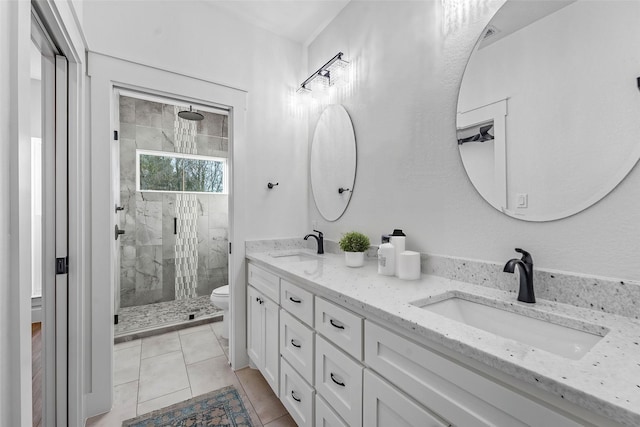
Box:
[136,150,227,194]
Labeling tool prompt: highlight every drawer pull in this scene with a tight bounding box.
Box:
[291,390,301,402]
[289,296,302,303]
[291,339,301,348]
[330,372,345,387]
[329,319,345,330]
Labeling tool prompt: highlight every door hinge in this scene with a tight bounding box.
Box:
[114,130,118,140]
[229,242,232,254]
[56,257,69,275]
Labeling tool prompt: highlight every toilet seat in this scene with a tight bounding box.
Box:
[212,285,229,297]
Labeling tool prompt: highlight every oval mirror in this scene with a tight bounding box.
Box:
[310,104,357,221]
[457,0,640,221]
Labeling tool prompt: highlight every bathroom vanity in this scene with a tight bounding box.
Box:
[245,245,640,427]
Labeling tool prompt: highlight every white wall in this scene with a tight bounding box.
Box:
[459,1,640,219]
[307,0,640,282]
[83,1,309,240]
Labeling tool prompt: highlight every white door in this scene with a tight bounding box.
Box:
[33,13,69,426]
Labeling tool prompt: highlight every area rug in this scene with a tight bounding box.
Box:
[122,385,254,427]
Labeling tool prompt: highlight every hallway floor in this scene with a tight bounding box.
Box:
[87,322,294,426]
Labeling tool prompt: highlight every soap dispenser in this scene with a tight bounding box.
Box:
[378,235,395,276]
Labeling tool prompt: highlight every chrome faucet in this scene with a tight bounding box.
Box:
[304,230,324,254]
[503,248,535,303]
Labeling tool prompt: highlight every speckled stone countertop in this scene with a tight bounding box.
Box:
[246,247,640,426]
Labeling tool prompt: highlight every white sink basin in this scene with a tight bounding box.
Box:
[414,295,604,360]
[269,251,319,262]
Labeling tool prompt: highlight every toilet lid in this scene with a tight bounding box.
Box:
[212,285,229,296]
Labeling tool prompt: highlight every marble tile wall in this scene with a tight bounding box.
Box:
[118,96,229,308]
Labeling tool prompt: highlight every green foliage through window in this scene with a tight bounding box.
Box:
[139,152,225,193]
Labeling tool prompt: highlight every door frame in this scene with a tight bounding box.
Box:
[2,0,85,426]
[86,52,249,416]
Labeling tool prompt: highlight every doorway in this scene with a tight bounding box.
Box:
[113,90,230,338]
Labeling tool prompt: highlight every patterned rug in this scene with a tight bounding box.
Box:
[122,386,254,427]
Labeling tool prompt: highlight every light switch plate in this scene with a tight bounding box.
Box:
[517,193,528,208]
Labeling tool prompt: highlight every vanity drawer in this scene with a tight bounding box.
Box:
[315,297,363,360]
[281,358,314,427]
[363,369,449,427]
[248,263,280,303]
[315,394,348,427]
[281,279,313,327]
[364,321,584,427]
[280,309,314,384]
[315,335,363,427]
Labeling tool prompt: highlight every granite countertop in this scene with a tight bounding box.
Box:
[246,248,640,427]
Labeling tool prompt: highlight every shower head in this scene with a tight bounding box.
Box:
[178,106,204,121]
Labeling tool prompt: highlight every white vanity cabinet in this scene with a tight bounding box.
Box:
[247,264,280,396]
[246,259,608,427]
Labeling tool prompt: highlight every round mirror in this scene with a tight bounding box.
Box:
[457,0,640,221]
[310,104,357,221]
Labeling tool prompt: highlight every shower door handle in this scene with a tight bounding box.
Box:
[115,225,125,241]
[174,217,177,235]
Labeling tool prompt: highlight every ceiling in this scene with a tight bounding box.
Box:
[211,0,350,45]
[480,0,575,49]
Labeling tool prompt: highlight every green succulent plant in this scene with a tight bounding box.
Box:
[339,231,370,253]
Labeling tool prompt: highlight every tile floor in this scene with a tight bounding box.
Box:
[87,321,295,427]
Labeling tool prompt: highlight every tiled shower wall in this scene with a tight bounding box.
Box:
[118,95,229,308]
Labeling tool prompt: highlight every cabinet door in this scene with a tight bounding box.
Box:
[247,286,263,366]
[263,296,280,396]
[363,370,449,427]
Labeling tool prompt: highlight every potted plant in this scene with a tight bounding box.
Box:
[339,231,370,267]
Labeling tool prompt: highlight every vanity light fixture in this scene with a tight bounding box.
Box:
[297,52,349,93]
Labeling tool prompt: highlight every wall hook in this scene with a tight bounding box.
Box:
[338,187,351,194]
[267,182,279,189]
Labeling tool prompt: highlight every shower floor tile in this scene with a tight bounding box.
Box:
[115,295,221,338]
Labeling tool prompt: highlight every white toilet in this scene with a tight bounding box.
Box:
[210,285,229,339]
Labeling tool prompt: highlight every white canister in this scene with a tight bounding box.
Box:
[397,251,421,280]
[377,242,395,276]
[389,229,406,277]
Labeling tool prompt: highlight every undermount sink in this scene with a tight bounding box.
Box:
[269,251,319,262]
[413,294,605,360]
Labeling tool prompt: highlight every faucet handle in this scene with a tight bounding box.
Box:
[313,229,323,238]
[515,248,533,264]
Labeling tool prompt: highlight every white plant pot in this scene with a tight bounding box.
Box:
[344,251,365,267]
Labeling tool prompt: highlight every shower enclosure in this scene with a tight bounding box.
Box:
[114,93,230,337]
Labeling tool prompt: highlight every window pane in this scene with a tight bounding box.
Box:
[183,158,224,193]
[139,155,181,191]
[139,152,225,193]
